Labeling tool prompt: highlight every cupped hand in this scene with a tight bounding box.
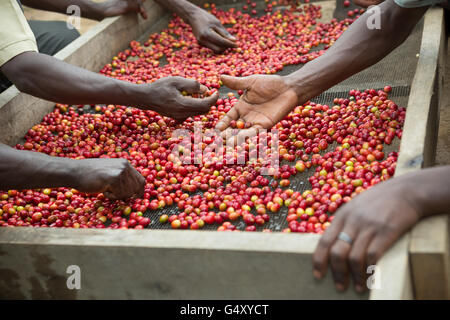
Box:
[74,158,145,200]
[103,0,148,19]
[312,177,421,293]
[189,8,237,52]
[215,74,298,142]
[145,76,219,122]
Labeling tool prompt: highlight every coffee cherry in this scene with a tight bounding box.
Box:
[3,4,402,235]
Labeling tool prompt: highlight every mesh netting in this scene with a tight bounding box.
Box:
[118,1,421,231]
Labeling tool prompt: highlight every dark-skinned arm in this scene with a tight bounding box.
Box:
[215,0,427,135]
[154,0,237,52]
[20,0,147,21]
[0,142,145,199]
[23,0,237,51]
[285,0,426,103]
[1,51,218,122]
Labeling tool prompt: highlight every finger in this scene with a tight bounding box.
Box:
[206,28,238,49]
[220,75,253,91]
[106,174,128,200]
[220,128,237,142]
[126,166,145,199]
[100,180,118,200]
[366,230,400,267]
[348,230,375,293]
[363,232,399,292]
[213,25,237,42]
[179,91,219,112]
[107,166,141,200]
[137,0,148,19]
[199,85,208,94]
[139,6,148,19]
[133,171,146,198]
[329,237,353,292]
[104,191,118,200]
[173,77,201,94]
[215,107,239,131]
[312,211,346,279]
[327,220,358,292]
[233,126,262,146]
[201,41,223,53]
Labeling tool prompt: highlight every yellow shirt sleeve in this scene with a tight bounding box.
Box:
[0,0,38,67]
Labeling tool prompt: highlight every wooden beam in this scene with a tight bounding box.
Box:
[396,7,444,174]
[0,228,368,299]
[406,6,449,300]
[410,215,450,299]
[371,7,445,299]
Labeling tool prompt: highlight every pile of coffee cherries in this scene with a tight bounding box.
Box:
[99,2,356,88]
[0,3,404,233]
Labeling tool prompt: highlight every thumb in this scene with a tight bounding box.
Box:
[220,75,253,91]
[213,25,237,42]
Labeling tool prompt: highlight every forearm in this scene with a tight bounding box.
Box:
[0,143,80,190]
[154,0,199,23]
[285,0,427,104]
[1,51,147,108]
[401,166,450,219]
[20,0,105,21]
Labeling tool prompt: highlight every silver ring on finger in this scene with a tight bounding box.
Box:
[337,231,353,245]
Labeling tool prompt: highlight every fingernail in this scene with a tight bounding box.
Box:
[313,270,322,279]
[336,283,345,292]
[355,284,364,293]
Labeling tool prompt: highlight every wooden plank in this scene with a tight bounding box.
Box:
[408,5,449,300]
[371,7,446,300]
[410,215,450,299]
[0,228,368,299]
[396,7,444,174]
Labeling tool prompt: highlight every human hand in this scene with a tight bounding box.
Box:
[74,158,145,200]
[102,0,148,19]
[312,177,421,293]
[143,76,219,122]
[215,74,298,142]
[188,8,237,52]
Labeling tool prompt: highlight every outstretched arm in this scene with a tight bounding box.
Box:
[0,143,145,199]
[216,0,427,135]
[1,51,218,122]
[285,0,426,103]
[20,0,147,21]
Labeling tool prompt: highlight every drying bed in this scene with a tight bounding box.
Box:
[4,1,411,233]
[0,0,447,299]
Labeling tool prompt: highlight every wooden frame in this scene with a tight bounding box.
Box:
[371,7,449,300]
[402,7,449,300]
[0,1,447,299]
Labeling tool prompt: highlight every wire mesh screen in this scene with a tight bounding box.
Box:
[136,2,419,231]
[112,1,421,231]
